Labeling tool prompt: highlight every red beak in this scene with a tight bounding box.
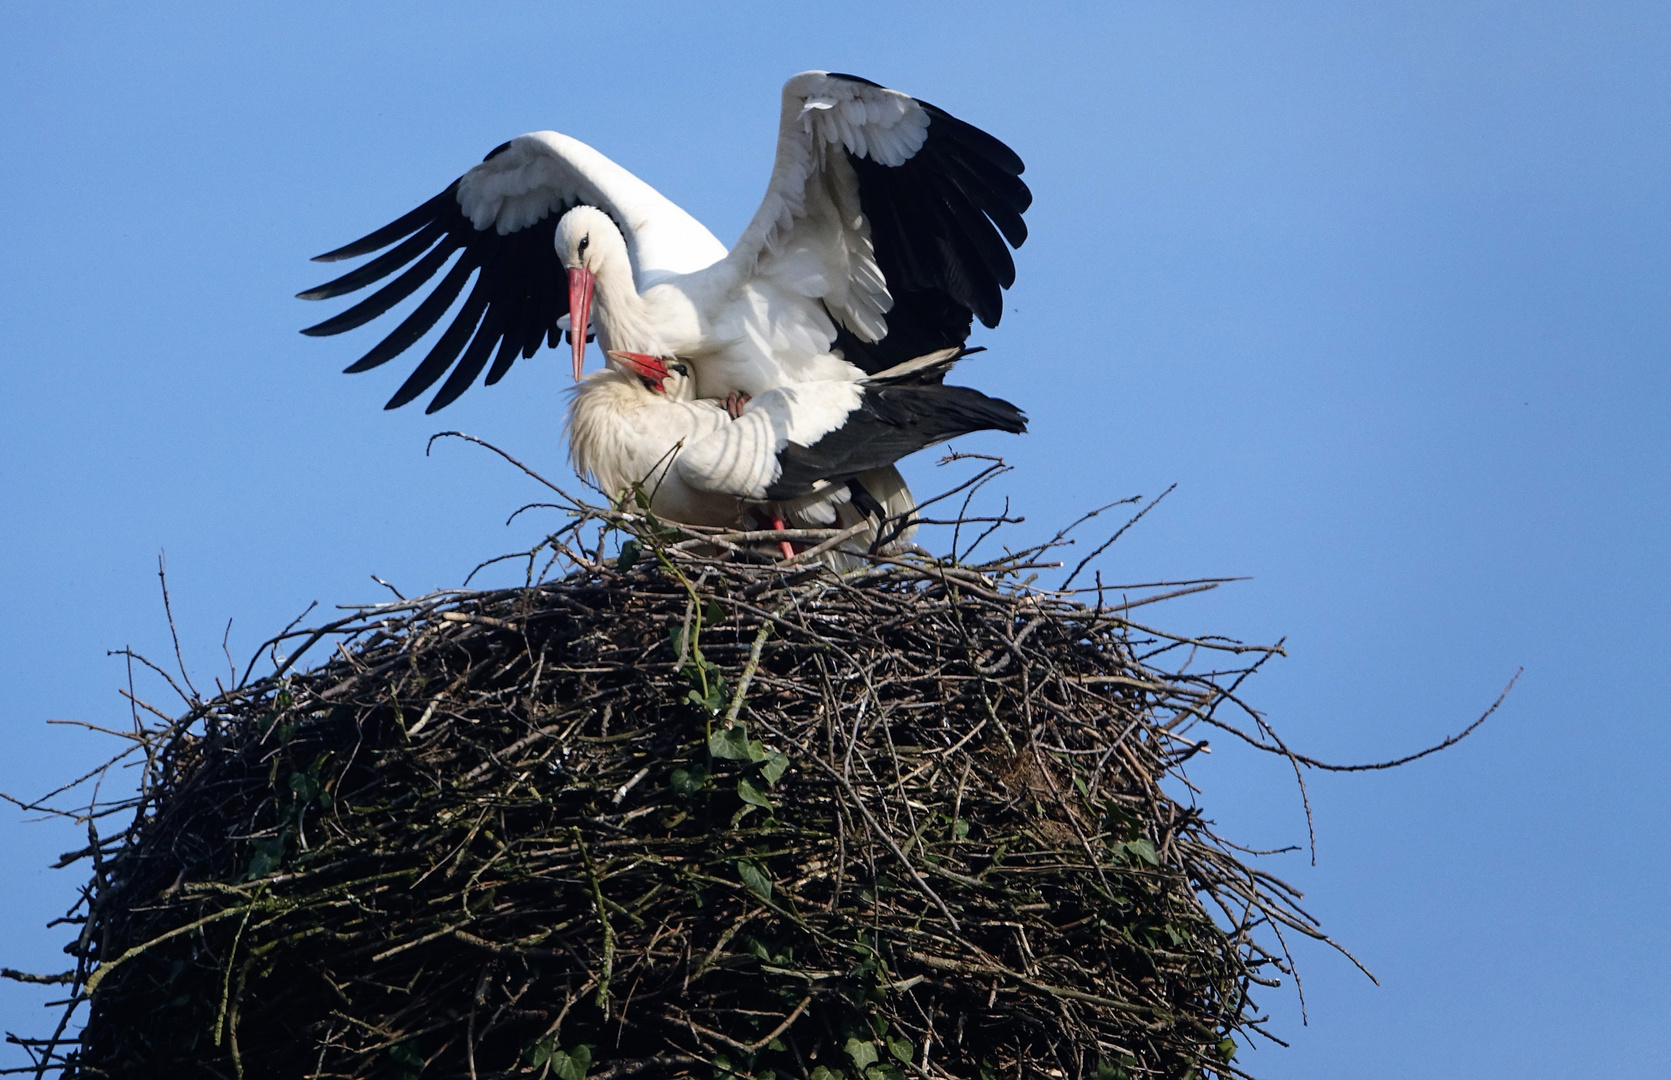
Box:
[567,266,596,379]
[607,350,669,392]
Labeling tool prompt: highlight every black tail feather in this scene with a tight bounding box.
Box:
[765,382,1026,501]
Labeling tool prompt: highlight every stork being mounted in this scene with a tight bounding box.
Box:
[300,72,1030,411]
[566,348,1026,562]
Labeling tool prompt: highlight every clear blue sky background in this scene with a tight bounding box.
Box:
[3,3,1666,1075]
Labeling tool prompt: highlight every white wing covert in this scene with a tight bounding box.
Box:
[674,382,867,500]
[725,72,1032,375]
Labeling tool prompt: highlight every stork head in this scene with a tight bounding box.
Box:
[557,206,626,380]
[607,350,693,399]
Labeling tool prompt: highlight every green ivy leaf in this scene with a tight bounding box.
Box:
[617,539,641,571]
[1217,1037,1238,1062]
[243,835,285,881]
[737,859,773,900]
[709,724,763,760]
[887,1034,914,1063]
[845,1038,879,1069]
[703,599,725,625]
[670,766,708,795]
[1094,1060,1127,1080]
[953,817,970,840]
[552,1044,593,1080]
[389,1041,425,1080]
[289,771,320,803]
[760,750,790,785]
[709,725,748,760]
[527,1036,556,1069]
[703,679,728,715]
[1127,838,1160,866]
[809,1067,843,1080]
[737,775,773,809]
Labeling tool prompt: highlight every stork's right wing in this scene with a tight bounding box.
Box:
[725,72,1032,375]
[299,133,726,413]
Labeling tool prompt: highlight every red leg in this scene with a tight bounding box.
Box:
[771,511,795,560]
[725,391,752,419]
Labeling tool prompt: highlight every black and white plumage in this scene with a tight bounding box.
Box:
[565,349,1026,555]
[301,72,1030,412]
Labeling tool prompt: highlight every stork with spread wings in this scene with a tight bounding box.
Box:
[300,72,1030,413]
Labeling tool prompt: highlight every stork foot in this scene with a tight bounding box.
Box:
[725,391,752,419]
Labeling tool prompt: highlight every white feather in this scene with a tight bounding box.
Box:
[567,363,912,561]
[674,380,866,499]
[456,131,728,285]
[714,72,931,355]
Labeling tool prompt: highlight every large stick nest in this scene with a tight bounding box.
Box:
[12,458,1477,1080]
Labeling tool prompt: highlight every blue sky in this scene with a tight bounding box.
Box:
[2,3,1667,1075]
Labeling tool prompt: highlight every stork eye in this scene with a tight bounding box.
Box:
[577,235,590,257]
[668,363,689,377]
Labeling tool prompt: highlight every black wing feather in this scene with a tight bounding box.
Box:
[922,105,1026,175]
[765,382,1027,501]
[489,322,526,383]
[829,290,972,375]
[825,76,1032,375]
[303,235,462,340]
[941,152,1029,249]
[385,274,492,410]
[310,187,457,263]
[296,220,448,301]
[429,306,506,411]
[300,170,573,411]
[342,250,477,373]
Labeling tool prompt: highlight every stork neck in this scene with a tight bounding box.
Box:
[591,258,660,355]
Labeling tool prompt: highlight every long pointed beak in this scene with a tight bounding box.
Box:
[606,350,669,391]
[567,267,596,379]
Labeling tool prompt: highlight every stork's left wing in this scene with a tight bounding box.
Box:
[726,72,1032,375]
[299,132,725,412]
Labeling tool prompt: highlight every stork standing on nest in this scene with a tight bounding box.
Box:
[300,72,1030,412]
[566,349,1026,561]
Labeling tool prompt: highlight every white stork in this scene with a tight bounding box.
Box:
[299,72,1030,412]
[566,348,1026,559]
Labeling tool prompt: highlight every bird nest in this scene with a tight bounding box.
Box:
[6,453,1504,1080]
